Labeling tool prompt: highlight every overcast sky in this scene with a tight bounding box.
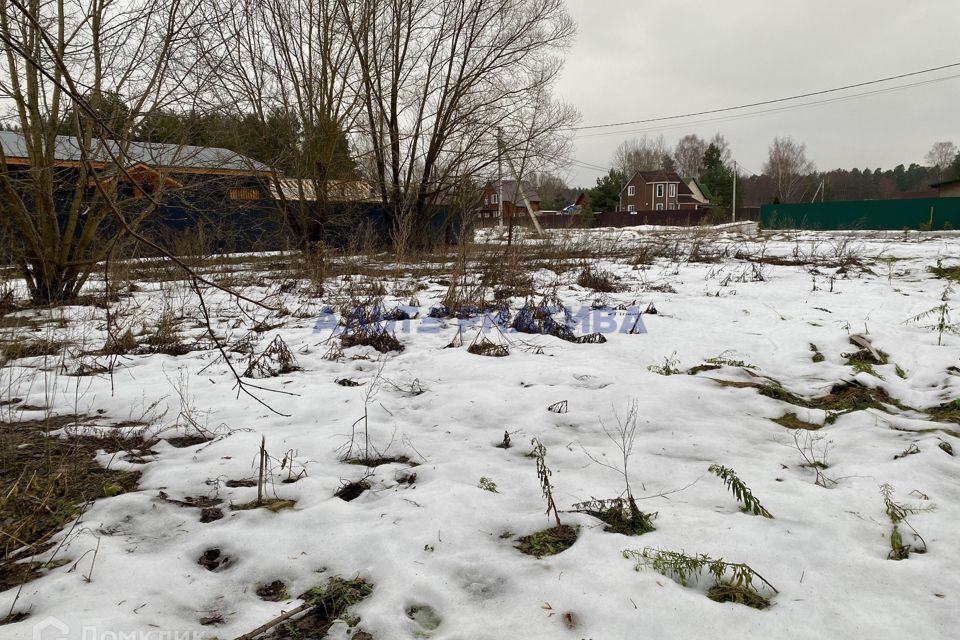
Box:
[554,0,960,187]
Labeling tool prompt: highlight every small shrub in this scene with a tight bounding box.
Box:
[339,303,406,353]
[905,281,959,346]
[576,266,620,293]
[243,335,300,378]
[880,483,935,560]
[531,437,561,528]
[467,333,508,357]
[708,465,773,518]
[572,497,655,535]
[793,430,837,487]
[478,477,498,492]
[648,352,681,376]
[623,548,777,609]
[516,525,578,557]
[341,328,404,353]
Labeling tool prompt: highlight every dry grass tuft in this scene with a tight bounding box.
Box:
[576,266,621,293]
[1,338,64,363]
[516,525,578,558]
[0,416,143,595]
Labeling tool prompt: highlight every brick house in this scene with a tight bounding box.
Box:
[477,180,541,219]
[618,170,699,212]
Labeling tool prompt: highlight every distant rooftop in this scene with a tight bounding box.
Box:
[0,130,271,173]
[491,179,540,203]
[931,176,960,188]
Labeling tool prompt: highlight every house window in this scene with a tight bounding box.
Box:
[656,203,664,211]
[656,184,664,198]
[628,185,636,196]
[491,193,499,204]
[669,203,677,210]
[229,187,261,201]
[669,183,677,197]
[628,204,636,212]
[484,196,489,205]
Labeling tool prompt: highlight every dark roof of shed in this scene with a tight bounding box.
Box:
[0,130,270,173]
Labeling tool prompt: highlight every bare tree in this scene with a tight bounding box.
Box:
[338,0,577,244]
[529,171,574,210]
[709,132,733,168]
[763,135,815,203]
[925,141,958,181]
[204,0,360,257]
[612,135,671,178]
[0,0,203,303]
[673,134,707,179]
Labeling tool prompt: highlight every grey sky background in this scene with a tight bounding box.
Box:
[554,0,960,187]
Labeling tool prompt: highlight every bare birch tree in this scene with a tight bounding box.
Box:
[763,135,815,203]
[925,141,958,181]
[673,134,707,179]
[612,135,671,178]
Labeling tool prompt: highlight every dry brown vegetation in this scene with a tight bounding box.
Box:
[0,414,145,600]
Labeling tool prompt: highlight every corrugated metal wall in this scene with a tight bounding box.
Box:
[760,198,960,230]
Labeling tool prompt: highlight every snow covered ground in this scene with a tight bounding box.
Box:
[2,226,959,639]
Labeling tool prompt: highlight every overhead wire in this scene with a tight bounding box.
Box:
[567,61,960,132]
[572,72,960,140]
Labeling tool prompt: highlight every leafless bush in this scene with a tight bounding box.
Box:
[576,266,620,293]
[243,336,300,378]
[792,430,836,488]
[467,332,509,357]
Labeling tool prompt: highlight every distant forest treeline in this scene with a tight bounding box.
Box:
[738,162,950,206]
[567,134,960,212]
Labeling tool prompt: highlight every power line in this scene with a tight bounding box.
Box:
[736,162,760,177]
[568,61,960,132]
[568,158,609,172]
[573,72,960,140]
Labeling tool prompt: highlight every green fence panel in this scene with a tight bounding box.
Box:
[760,198,960,230]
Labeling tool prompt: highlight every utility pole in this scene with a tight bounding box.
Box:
[731,160,737,223]
[504,153,543,236]
[496,127,504,227]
